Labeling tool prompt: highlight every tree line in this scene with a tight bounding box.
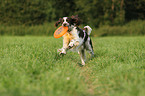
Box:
[0,0,145,27]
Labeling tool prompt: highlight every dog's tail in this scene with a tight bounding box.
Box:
[84,26,92,35]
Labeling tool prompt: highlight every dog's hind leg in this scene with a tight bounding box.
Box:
[87,46,94,58]
[78,49,86,65]
[85,38,94,58]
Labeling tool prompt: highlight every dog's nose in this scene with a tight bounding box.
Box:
[63,23,67,26]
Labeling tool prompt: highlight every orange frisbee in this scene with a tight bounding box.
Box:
[54,26,68,38]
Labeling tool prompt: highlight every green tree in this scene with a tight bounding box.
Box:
[0,0,54,25]
[124,0,145,21]
[52,0,76,20]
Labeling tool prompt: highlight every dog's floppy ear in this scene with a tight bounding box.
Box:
[55,18,63,27]
[71,15,81,26]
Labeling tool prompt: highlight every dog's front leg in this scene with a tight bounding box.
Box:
[68,39,79,49]
[58,37,69,55]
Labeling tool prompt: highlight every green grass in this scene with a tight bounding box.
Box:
[0,36,145,96]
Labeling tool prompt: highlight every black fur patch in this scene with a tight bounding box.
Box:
[76,27,89,49]
[89,39,93,49]
[76,27,88,42]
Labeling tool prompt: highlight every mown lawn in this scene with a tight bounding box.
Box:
[0,36,145,96]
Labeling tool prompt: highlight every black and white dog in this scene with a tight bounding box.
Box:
[55,15,94,65]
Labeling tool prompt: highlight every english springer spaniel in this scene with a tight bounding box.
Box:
[55,15,94,65]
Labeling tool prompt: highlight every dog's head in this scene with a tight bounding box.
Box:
[55,17,71,27]
[55,15,81,27]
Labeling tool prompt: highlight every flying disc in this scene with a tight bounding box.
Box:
[54,26,68,38]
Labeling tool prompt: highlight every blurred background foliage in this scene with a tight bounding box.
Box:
[0,0,145,36]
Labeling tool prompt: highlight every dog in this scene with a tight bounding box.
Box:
[55,15,94,65]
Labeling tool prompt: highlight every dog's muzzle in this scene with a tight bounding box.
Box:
[62,23,69,27]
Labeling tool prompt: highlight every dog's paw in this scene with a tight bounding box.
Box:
[57,48,66,55]
[81,61,85,66]
[57,49,62,53]
[59,52,66,55]
[68,41,80,49]
[68,42,74,49]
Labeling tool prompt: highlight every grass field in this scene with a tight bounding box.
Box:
[0,36,145,96]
